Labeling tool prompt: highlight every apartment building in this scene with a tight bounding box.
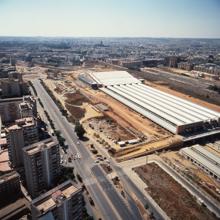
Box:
[0,95,37,124]
[23,137,60,198]
[0,171,20,198]
[0,171,31,220]
[31,180,83,220]
[0,97,22,124]
[6,117,38,167]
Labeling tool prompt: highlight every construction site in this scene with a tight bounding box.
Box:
[160,141,220,201]
[41,67,220,161]
[38,65,220,219]
[134,162,217,220]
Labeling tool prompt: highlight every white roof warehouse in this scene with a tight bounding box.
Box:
[180,145,220,181]
[89,71,220,135]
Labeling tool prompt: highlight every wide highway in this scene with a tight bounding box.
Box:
[32,79,142,220]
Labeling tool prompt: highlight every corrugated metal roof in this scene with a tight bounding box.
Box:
[131,84,208,121]
[93,71,220,134]
[181,147,220,178]
[191,145,220,166]
[101,87,177,133]
[137,84,220,119]
[109,86,184,126]
[116,84,194,124]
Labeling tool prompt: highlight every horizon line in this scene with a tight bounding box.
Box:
[0,35,220,40]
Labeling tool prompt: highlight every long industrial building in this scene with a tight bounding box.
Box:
[180,145,220,181]
[88,71,220,135]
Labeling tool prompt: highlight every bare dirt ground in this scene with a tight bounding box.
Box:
[105,111,144,138]
[44,79,90,121]
[80,103,103,122]
[116,135,181,161]
[134,163,217,220]
[160,151,220,203]
[17,64,47,81]
[83,89,171,140]
[54,83,66,94]
[64,91,90,105]
[65,103,85,121]
[64,91,91,121]
[86,116,136,142]
[161,67,189,75]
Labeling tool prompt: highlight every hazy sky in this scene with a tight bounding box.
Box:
[0,0,220,38]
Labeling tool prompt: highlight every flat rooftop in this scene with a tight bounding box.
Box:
[0,150,11,172]
[7,117,35,131]
[0,171,19,184]
[0,97,23,103]
[32,180,80,215]
[23,137,58,156]
[19,102,31,109]
[90,71,140,86]
[0,197,30,220]
[15,117,35,127]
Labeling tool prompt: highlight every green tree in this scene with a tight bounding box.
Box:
[75,121,85,138]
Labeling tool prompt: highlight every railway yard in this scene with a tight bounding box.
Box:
[1,25,220,220]
[33,63,220,219]
[39,64,220,156]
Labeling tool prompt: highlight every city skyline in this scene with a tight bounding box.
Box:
[0,0,220,38]
[1,1,220,220]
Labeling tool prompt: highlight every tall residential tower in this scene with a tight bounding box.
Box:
[31,180,83,220]
[23,137,60,198]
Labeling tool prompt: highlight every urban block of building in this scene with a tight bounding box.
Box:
[31,180,83,220]
[6,117,38,168]
[23,137,60,198]
[0,171,30,220]
[0,69,28,98]
[0,95,37,124]
[0,171,20,198]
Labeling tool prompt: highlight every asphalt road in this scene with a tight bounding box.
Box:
[91,165,141,220]
[91,137,168,220]
[33,79,142,220]
[113,165,167,220]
